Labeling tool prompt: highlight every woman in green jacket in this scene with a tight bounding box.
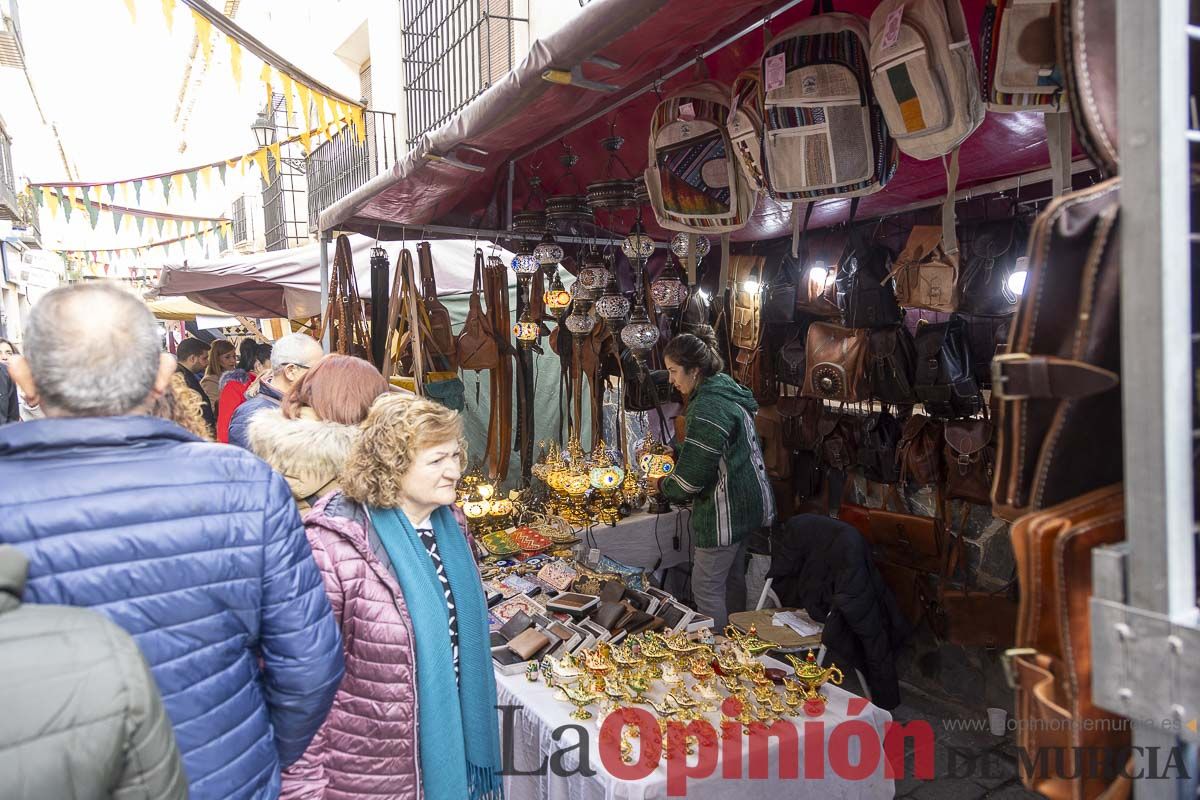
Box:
[653,330,775,629]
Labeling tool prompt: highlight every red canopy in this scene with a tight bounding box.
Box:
[322,0,1084,242]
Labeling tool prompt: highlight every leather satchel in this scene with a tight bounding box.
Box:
[1061,0,1117,175]
[755,405,793,481]
[992,179,1122,520]
[841,490,944,575]
[815,411,857,473]
[1007,484,1130,800]
[897,414,944,486]
[961,314,1010,388]
[776,328,807,387]
[857,410,903,484]
[958,220,1026,316]
[942,418,995,505]
[868,326,918,406]
[734,346,778,407]
[457,249,500,371]
[835,230,902,328]
[730,254,766,350]
[417,241,458,371]
[913,316,982,418]
[802,321,870,403]
[887,225,961,313]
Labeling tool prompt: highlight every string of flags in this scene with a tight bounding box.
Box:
[55,220,233,263]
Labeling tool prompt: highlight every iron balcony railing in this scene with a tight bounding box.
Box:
[0,128,17,221]
[401,0,527,148]
[306,109,398,230]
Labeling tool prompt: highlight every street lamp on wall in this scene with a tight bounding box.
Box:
[251,111,277,148]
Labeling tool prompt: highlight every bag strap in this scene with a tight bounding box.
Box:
[472,248,484,296]
[418,241,438,299]
[402,251,427,393]
[791,201,814,260]
[1046,110,1073,198]
[810,0,834,16]
[940,148,961,259]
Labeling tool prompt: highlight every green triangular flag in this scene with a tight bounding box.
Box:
[133,180,143,204]
[186,170,199,200]
[136,215,145,235]
[218,163,227,184]
[57,188,72,222]
[217,225,227,252]
[106,184,116,203]
[160,176,172,201]
[32,187,43,207]
[112,210,124,235]
[156,217,165,237]
[81,188,99,229]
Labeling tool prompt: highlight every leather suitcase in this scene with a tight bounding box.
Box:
[1006,484,1130,800]
[991,178,1122,520]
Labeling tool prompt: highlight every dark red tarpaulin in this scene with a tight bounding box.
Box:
[322,0,1084,242]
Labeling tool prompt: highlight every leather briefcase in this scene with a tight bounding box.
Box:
[991,179,1122,520]
[1006,484,1130,800]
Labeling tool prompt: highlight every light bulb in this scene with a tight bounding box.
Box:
[808,262,828,285]
[742,279,761,294]
[1007,269,1028,296]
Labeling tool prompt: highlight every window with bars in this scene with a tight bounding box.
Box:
[400,0,528,148]
[0,123,16,219]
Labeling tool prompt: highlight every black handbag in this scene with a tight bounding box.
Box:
[857,409,903,484]
[868,326,918,406]
[623,352,678,411]
[762,252,798,324]
[958,219,1027,317]
[835,227,902,328]
[913,316,982,418]
[776,328,807,386]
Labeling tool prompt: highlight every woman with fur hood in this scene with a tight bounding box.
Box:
[248,354,390,511]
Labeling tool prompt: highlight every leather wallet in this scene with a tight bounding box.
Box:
[659,603,687,630]
[622,589,652,612]
[491,648,523,666]
[617,608,656,634]
[592,600,628,632]
[598,580,625,604]
[627,615,667,635]
[507,628,552,660]
[498,611,533,641]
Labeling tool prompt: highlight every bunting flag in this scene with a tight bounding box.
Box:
[229,38,243,87]
[58,188,72,222]
[81,187,98,229]
[186,169,199,200]
[106,184,116,203]
[193,10,214,64]
[218,162,227,184]
[159,175,173,202]
[161,0,175,32]
[45,188,59,218]
[112,210,124,235]
[136,215,145,235]
[156,217,166,236]
[133,179,143,204]
[200,165,213,192]
[124,0,136,22]
[280,72,296,129]
[171,172,185,201]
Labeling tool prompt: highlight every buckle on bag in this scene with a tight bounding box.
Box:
[1001,647,1037,689]
[991,353,1031,400]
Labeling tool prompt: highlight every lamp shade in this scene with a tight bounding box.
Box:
[577,248,612,291]
[650,260,687,311]
[670,232,711,261]
[621,228,655,262]
[533,230,564,266]
[565,309,596,336]
[595,274,630,322]
[543,272,572,312]
[510,242,539,276]
[620,303,659,352]
[251,111,277,148]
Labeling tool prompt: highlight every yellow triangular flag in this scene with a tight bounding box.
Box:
[192,10,213,65]
[299,126,312,155]
[314,91,328,130]
[267,142,282,173]
[252,147,270,179]
[279,72,296,127]
[171,172,185,202]
[64,186,77,210]
[46,188,59,218]
[260,63,275,110]
[121,182,131,205]
[200,165,213,191]
[295,82,313,133]
[161,0,175,32]
[352,105,366,144]
[123,0,136,22]
[228,39,243,87]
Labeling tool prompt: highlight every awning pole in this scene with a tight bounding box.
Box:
[319,232,332,351]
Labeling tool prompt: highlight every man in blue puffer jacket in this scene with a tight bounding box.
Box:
[0,283,345,800]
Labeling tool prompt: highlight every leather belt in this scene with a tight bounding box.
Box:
[483,260,513,481]
[992,353,1119,400]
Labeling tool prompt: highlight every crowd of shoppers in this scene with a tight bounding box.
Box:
[0,282,503,800]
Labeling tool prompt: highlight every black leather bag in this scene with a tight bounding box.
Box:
[763,253,798,324]
[868,326,918,406]
[623,352,678,411]
[857,410,903,484]
[776,328,807,386]
[961,314,1011,388]
[958,220,1027,317]
[913,317,982,418]
[836,230,902,328]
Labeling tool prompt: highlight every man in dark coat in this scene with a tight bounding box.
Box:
[0,363,18,424]
[768,514,912,709]
[1,283,345,800]
[174,336,215,434]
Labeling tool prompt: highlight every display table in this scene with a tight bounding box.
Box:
[495,662,895,800]
[579,508,693,572]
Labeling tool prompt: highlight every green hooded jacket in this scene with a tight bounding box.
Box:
[659,372,776,548]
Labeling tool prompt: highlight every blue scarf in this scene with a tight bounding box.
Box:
[370,505,503,800]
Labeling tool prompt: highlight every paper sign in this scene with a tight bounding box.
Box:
[881,7,904,49]
[764,53,786,92]
[678,102,696,121]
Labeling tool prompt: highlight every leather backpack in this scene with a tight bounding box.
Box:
[416,242,458,371]
[1062,0,1117,175]
[776,328,807,387]
[962,314,1011,387]
[897,413,944,486]
[730,254,766,350]
[958,219,1027,316]
[762,253,797,325]
[815,410,858,473]
[913,316,982,418]
[802,321,870,403]
[734,346,779,408]
[755,405,793,481]
[992,178,1122,520]
[858,410,903,484]
[942,418,995,505]
[868,326,918,406]
[888,224,961,313]
[778,395,824,452]
[457,249,500,371]
[835,228,902,328]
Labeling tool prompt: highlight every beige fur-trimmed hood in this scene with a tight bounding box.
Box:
[247,407,361,507]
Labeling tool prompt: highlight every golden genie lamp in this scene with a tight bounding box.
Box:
[786,650,844,713]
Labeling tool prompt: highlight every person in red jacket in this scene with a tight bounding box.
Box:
[216,340,272,442]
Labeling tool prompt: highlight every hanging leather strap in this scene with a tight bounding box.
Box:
[483,258,513,481]
[1046,110,1073,198]
[941,148,961,259]
[380,248,409,379]
[792,201,814,259]
[402,250,426,394]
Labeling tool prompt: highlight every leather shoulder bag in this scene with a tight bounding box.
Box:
[457,249,501,371]
[801,321,870,403]
[913,316,982,418]
[417,241,458,371]
[887,224,961,313]
[867,325,918,406]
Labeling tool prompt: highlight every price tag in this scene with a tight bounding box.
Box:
[587,548,601,566]
[764,54,786,92]
[678,102,696,121]
[881,7,904,50]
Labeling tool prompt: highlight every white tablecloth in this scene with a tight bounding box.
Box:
[495,664,895,800]
[579,508,694,572]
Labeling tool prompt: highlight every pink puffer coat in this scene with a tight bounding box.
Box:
[281,492,422,800]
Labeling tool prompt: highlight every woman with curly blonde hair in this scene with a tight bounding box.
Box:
[282,394,502,800]
[150,372,213,440]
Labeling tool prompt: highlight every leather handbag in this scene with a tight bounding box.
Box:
[734,346,778,407]
[1007,484,1130,799]
[887,225,961,313]
[762,251,798,324]
[857,410,903,484]
[754,405,793,481]
[417,241,458,371]
[776,328,807,387]
[913,316,982,418]
[457,249,501,371]
[868,326,918,406]
[835,229,902,328]
[841,489,944,575]
[961,314,1011,388]
[1061,0,1117,175]
[942,418,995,505]
[815,411,858,473]
[730,254,766,350]
[897,414,944,486]
[623,350,677,411]
[958,220,1026,316]
[318,234,371,356]
[992,179,1122,520]
[802,321,870,403]
[778,395,823,452]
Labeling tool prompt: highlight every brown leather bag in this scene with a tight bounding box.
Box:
[457,249,500,371]
[991,179,1121,520]
[942,418,995,505]
[887,225,961,313]
[730,254,766,350]
[842,495,944,575]
[778,395,823,451]
[897,414,944,486]
[318,234,371,356]
[1061,0,1117,175]
[801,322,869,403]
[734,347,778,407]
[1007,484,1131,800]
[416,242,458,371]
[754,405,792,481]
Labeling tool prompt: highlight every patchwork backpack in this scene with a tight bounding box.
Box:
[760,1,898,201]
[645,80,759,234]
[867,0,984,161]
[727,69,767,193]
[978,0,1063,112]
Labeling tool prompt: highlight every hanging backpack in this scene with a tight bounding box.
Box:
[802,321,870,403]
[760,0,898,201]
[979,0,1063,113]
[858,409,904,483]
[868,326,919,406]
[645,80,758,234]
[835,225,902,328]
[867,0,984,161]
[912,316,982,418]
[727,69,767,194]
[888,224,962,313]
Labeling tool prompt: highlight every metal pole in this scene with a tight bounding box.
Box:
[319,231,332,351]
[1114,0,1194,789]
